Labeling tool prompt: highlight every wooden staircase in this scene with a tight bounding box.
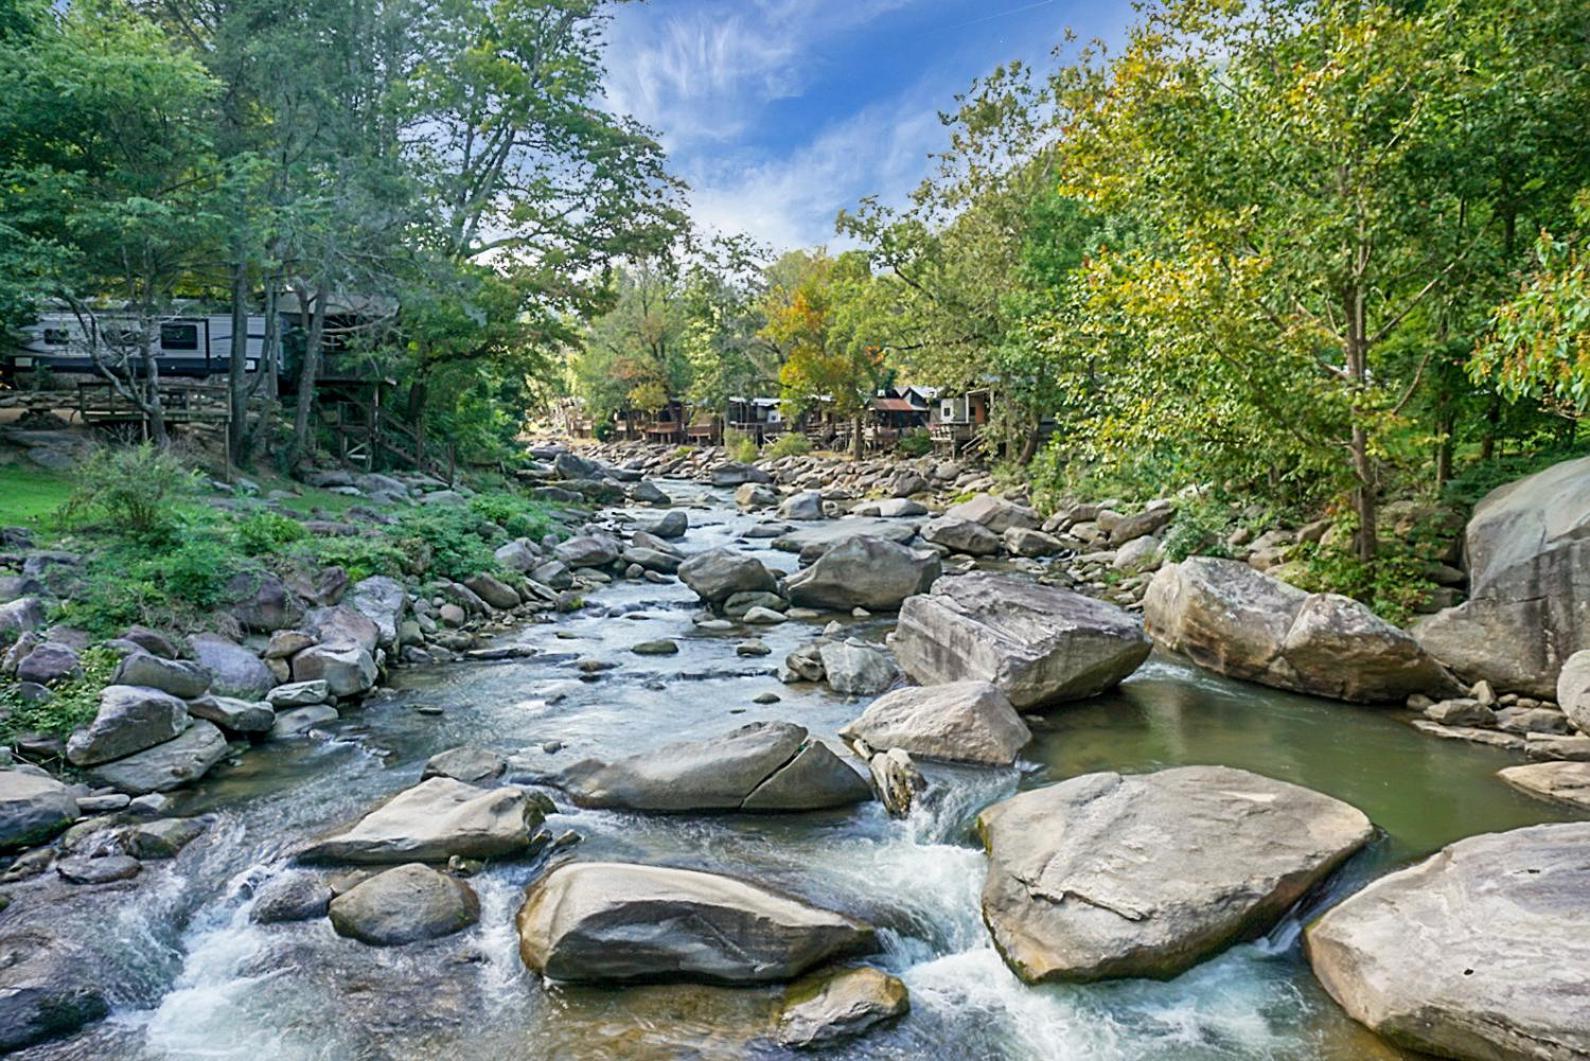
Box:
[319,382,455,484]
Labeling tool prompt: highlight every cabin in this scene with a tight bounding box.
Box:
[931,387,992,455]
[726,396,785,444]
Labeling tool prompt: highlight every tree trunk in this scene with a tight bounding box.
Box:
[227,255,250,461]
[289,287,328,469]
[139,313,168,447]
[1434,408,1454,490]
[1479,394,1501,460]
[851,412,864,459]
[1345,280,1376,564]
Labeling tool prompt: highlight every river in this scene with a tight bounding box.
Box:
[19,480,1586,1060]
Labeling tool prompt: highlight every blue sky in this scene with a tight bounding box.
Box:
[602,0,1134,252]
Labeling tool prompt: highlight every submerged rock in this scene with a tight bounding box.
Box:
[516,861,875,984]
[252,869,334,923]
[893,573,1149,709]
[299,777,540,864]
[839,681,1030,766]
[1146,558,1460,703]
[976,765,1372,983]
[1306,822,1590,1060]
[785,536,941,612]
[776,966,910,1049]
[328,862,480,946]
[560,721,871,813]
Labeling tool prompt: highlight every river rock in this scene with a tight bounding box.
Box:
[189,633,275,699]
[560,721,871,813]
[779,490,825,521]
[679,548,778,604]
[113,653,211,699]
[777,966,910,1049]
[422,745,508,784]
[630,479,670,505]
[530,559,573,590]
[555,534,621,569]
[711,461,772,487]
[266,680,330,708]
[921,517,1001,556]
[817,641,898,696]
[977,766,1373,982]
[89,720,230,794]
[300,776,540,863]
[224,571,301,632]
[1413,455,1590,697]
[347,576,406,649]
[840,681,1030,766]
[785,536,941,612]
[631,638,679,656]
[66,685,189,766]
[1146,558,1460,703]
[120,816,203,859]
[1305,821,1590,1060]
[328,862,480,946]
[1004,526,1064,558]
[944,494,1039,534]
[621,547,681,575]
[188,693,277,734]
[57,854,141,884]
[894,573,1150,709]
[14,642,79,686]
[290,642,377,698]
[1498,761,1590,810]
[464,573,520,611]
[303,604,380,655]
[252,869,334,923]
[516,861,875,984]
[1559,650,1590,734]
[494,540,539,573]
[1107,505,1175,545]
[644,510,688,539]
[0,930,110,1051]
[0,772,78,851]
[0,597,45,638]
[735,482,779,509]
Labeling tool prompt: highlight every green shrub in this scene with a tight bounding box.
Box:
[236,511,308,556]
[895,431,933,458]
[0,646,119,742]
[393,506,501,581]
[593,420,616,442]
[1291,534,1435,626]
[1161,493,1236,562]
[467,492,557,542]
[723,430,760,464]
[303,536,406,582]
[141,537,251,609]
[59,444,201,544]
[765,432,811,459]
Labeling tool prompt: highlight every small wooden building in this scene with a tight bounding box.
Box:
[726,396,785,444]
[931,387,992,455]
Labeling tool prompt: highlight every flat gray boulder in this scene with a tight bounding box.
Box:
[299,776,540,863]
[516,861,875,984]
[89,720,231,794]
[1306,822,1590,1060]
[560,721,871,813]
[290,642,377,698]
[840,681,1030,766]
[422,745,507,784]
[770,519,916,562]
[778,490,825,521]
[188,634,275,699]
[347,576,406,649]
[817,641,898,696]
[1146,558,1460,703]
[328,863,480,946]
[1413,455,1590,696]
[921,517,1001,556]
[977,766,1372,982]
[555,534,621,569]
[944,494,1039,534]
[0,772,78,851]
[1559,650,1590,734]
[786,536,941,612]
[1498,761,1590,810]
[678,548,777,604]
[112,653,210,699]
[66,685,189,766]
[187,694,275,735]
[777,966,910,1048]
[894,573,1149,708]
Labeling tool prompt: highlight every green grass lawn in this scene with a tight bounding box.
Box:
[0,464,74,530]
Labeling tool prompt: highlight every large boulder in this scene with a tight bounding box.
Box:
[186,694,276,735]
[224,571,301,632]
[65,685,189,766]
[840,681,1030,766]
[778,490,825,521]
[112,653,210,699]
[920,517,1001,557]
[303,604,380,655]
[710,461,772,487]
[0,772,78,851]
[299,777,540,863]
[678,548,777,604]
[0,931,109,1053]
[1306,822,1590,1060]
[817,641,898,696]
[644,510,688,539]
[559,721,871,813]
[944,494,1039,534]
[347,576,406,649]
[516,861,875,984]
[290,642,377,698]
[188,633,275,699]
[1497,761,1590,810]
[977,766,1372,983]
[328,863,480,946]
[893,573,1149,709]
[464,573,521,610]
[251,870,334,923]
[89,720,230,794]
[0,597,46,638]
[1146,558,1460,703]
[785,536,941,612]
[1413,455,1590,696]
[1556,649,1590,734]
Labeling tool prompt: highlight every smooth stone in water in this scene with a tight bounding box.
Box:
[252,869,334,923]
[976,765,1372,982]
[840,680,1030,766]
[776,965,910,1048]
[328,862,480,946]
[516,861,875,984]
[785,536,941,612]
[56,854,141,884]
[817,641,897,697]
[187,694,276,735]
[0,931,109,1052]
[269,704,339,739]
[299,776,540,863]
[1306,822,1590,1060]
[1497,760,1590,810]
[0,772,79,851]
[422,745,508,784]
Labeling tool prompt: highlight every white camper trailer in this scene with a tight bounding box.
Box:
[5,308,278,382]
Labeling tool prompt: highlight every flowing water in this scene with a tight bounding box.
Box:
[18,481,1587,1060]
